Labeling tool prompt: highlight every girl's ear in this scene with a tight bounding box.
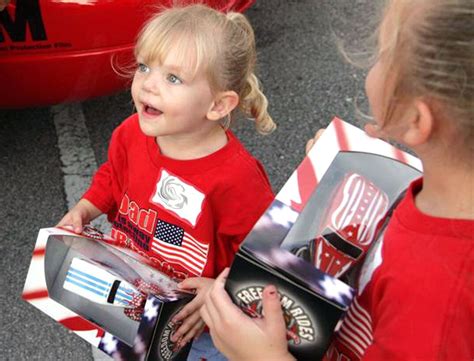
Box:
[402,99,434,147]
[207,91,239,121]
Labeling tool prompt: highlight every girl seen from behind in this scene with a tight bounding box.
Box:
[201,0,474,360]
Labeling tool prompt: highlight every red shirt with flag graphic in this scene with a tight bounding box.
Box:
[82,114,274,280]
[325,178,474,361]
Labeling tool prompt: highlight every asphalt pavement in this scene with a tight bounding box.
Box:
[0,1,377,359]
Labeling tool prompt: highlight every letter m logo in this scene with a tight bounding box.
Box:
[0,0,47,42]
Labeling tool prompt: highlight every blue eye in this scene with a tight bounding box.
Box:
[137,63,149,73]
[167,74,182,84]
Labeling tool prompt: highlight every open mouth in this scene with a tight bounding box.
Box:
[143,104,162,116]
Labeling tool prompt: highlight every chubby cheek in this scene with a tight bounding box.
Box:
[365,67,376,115]
[131,76,141,109]
[366,63,386,122]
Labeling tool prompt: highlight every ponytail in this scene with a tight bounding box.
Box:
[222,12,276,134]
[239,73,275,135]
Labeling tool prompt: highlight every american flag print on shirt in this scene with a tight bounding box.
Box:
[151,219,209,276]
[327,296,373,360]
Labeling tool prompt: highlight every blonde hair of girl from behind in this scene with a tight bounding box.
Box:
[359,0,473,220]
[366,0,473,160]
[134,4,276,135]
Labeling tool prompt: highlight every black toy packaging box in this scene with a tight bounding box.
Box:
[225,117,423,360]
[23,226,194,361]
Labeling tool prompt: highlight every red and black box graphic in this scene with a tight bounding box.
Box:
[226,251,354,360]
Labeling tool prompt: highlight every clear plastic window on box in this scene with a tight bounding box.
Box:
[44,232,190,346]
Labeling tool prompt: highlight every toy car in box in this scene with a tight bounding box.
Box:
[225,117,423,360]
[22,225,194,361]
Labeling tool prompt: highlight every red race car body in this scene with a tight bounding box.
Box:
[310,173,389,278]
[0,0,255,109]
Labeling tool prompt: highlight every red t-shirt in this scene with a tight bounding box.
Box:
[325,178,474,361]
[83,114,274,280]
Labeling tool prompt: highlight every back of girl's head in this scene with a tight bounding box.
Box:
[376,0,473,148]
[135,4,275,134]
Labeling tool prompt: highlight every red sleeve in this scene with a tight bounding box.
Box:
[361,248,474,361]
[82,161,115,214]
[82,118,130,221]
[214,159,274,274]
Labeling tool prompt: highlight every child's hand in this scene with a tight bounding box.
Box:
[364,122,387,139]
[170,277,215,347]
[201,269,294,361]
[57,199,102,234]
[305,128,325,154]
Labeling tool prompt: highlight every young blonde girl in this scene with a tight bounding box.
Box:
[58,4,275,359]
[201,0,474,360]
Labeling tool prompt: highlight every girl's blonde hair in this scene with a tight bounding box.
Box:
[374,0,473,142]
[134,4,275,135]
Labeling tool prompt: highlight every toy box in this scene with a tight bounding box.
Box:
[22,226,194,361]
[225,118,423,360]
